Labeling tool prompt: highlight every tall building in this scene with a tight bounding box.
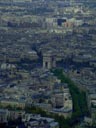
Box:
[52,90,64,108]
[43,51,56,69]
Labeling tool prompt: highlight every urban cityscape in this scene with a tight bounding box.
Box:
[0,0,96,128]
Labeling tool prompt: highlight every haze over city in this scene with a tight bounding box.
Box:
[0,0,96,128]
